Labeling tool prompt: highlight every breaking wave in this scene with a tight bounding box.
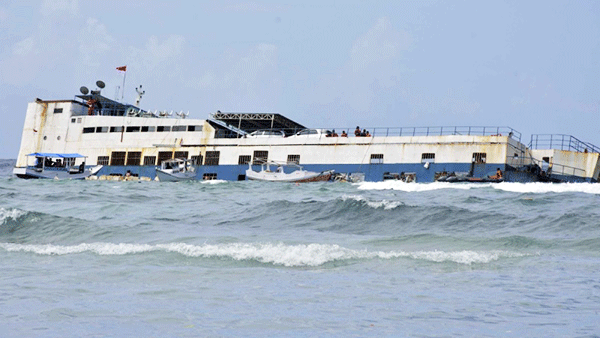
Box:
[491,182,600,194]
[357,181,600,194]
[0,207,28,225]
[357,181,477,191]
[340,195,404,210]
[0,242,529,266]
[200,179,228,185]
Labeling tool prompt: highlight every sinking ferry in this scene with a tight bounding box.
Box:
[13,82,600,182]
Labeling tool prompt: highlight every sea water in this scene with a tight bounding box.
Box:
[0,159,599,337]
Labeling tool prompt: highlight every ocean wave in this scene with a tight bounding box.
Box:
[357,181,484,191]
[340,195,404,210]
[200,179,228,185]
[0,207,29,225]
[492,182,600,194]
[0,242,528,266]
[356,181,600,194]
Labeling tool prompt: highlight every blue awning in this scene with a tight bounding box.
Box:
[26,153,87,158]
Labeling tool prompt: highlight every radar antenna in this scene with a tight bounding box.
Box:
[135,85,145,106]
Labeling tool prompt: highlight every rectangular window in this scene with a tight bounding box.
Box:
[77,118,82,123]
[191,155,202,165]
[472,152,487,164]
[172,125,187,132]
[287,154,300,164]
[238,155,251,165]
[188,125,202,132]
[143,156,156,166]
[110,126,124,132]
[110,151,126,166]
[97,156,109,165]
[253,150,268,165]
[96,126,108,133]
[205,151,220,166]
[174,151,189,159]
[158,151,173,165]
[157,126,171,132]
[83,127,95,134]
[203,173,217,180]
[141,126,156,132]
[53,108,63,114]
[126,126,140,132]
[370,154,384,164]
[421,153,435,163]
[71,118,76,123]
[126,151,141,166]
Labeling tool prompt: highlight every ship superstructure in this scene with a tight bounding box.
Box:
[13,87,600,182]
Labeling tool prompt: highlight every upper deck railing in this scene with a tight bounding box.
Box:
[354,126,520,141]
[529,134,600,153]
[216,125,522,142]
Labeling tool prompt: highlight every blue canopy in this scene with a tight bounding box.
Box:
[26,152,87,158]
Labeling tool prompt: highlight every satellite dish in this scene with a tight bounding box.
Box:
[96,80,105,89]
[80,86,89,95]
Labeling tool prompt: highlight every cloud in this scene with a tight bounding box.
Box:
[304,17,484,125]
[222,2,288,12]
[0,1,86,86]
[127,35,186,72]
[0,7,8,25]
[406,88,481,119]
[307,17,413,119]
[12,37,37,56]
[188,43,280,111]
[350,17,412,72]
[78,18,114,70]
[41,0,78,16]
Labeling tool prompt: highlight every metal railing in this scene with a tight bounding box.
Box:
[529,134,600,153]
[506,153,586,178]
[218,125,522,141]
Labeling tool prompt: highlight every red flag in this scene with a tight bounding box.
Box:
[116,65,127,72]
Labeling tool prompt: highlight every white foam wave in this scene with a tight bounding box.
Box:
[492,182,600,194]
[0,208,27,225]
[357,181,480,192]
[341,195,403,210]
[357,181,600,194]
[201,179,227,185]
[0,242,528,266]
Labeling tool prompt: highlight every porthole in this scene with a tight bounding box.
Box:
[57,136,61,140]
[43,136,47,140]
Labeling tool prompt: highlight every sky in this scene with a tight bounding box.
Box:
[1,0,599,158]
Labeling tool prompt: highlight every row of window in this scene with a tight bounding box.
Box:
[367,152,488,165]
[99,151,489,166]
[101,150,295,167]
[82,125,202,134]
